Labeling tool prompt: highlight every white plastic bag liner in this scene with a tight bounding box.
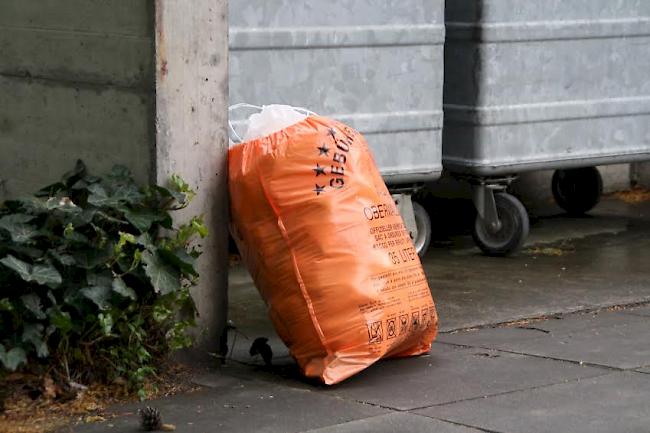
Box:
[228,104,313,145]
[244,104,308,142]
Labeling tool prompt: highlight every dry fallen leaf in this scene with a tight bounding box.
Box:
[41,376,57,400]
[611,187,650,204]
[525,247,566,257]
[0,362,198,433]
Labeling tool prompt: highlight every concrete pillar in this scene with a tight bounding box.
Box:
[154,0,229,356]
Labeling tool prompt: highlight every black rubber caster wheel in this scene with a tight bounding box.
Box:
[552,167,603,215]
[472,193,529,256]
[413,201,432,258]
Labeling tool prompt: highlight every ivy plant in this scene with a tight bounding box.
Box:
[0,161,206,396]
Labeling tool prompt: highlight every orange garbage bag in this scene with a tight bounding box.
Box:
[229,115,438,384]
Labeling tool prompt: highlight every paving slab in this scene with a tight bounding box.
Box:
[622,304,650,317]
[438,310,648,347]
[73,378,387,433]
[300,413,482,433]
[417,372,650,433]
[443,314,650,370]
[320,344,603,411]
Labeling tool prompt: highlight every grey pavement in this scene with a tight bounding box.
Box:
[75,197,650,433]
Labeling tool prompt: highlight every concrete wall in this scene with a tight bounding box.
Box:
[0,0,155,198]
[0,0,230,357]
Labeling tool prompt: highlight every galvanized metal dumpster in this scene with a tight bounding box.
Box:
[444,0,650,255]
[229,0,446,255]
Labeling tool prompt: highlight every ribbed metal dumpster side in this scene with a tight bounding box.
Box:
[443,0,650,175]
[229,0,445,185]
[441,0,650,256]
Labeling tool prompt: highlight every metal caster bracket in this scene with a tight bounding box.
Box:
[466,176,517,233]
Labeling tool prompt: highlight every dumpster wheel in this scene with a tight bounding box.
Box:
[413,201,432,258]
[552,167,603,215]
[472,193,529,256]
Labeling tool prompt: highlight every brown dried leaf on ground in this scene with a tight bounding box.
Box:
[525,247,567,257]
[0,363,199,433]
[610,187,650,204]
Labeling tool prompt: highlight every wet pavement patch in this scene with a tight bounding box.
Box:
[621,304,650,317]
[301,412,482,433]
[320,344,604,411]
[417,372,650,433]
[73,380,387,433]
[440,310,650,370]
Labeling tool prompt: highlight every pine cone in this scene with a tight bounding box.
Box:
[139,406,162,431]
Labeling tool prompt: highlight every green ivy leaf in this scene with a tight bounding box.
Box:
[6,196,48,214]
[32,264,63,287]
[49,251,76,266]
[21,294,46,319]
[169,174,195,203]
[136,233,155,250]
[87,184,120,208]
[149,185,186,207]
[152,304,172,323]
[0,256,61,287]
[112,277,137,300]
[47,309,72,334]
[0,298,13,311]
[8,245,44,259]
[107,165,131,181]
[61,159,87,187]
[191,216,208,238]
[22,323,48,358]
[111,183,143,204]
[80,285,112,310]
[87,272,112,288]
[158,248,198,277]
[36,182,66,197]
[0,345,27,371]
[124,208,167,233]
[73,246,113,269]
[0,255,32,281]
[98,313,114,336]
[0,214,38,243]
[142,251,180,295]
[64,230,90,244]
[114,231,137,256]
[70,208,97,227]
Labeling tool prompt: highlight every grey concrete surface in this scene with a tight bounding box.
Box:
[417,372,650,433]
[320,345,603,410]
[623,304,650,317]
[443,313,650,369]
[301,413,481,433]
[443,313,650,370]
[74,377,387,433]
[438,310,648,346]
[153,0,230,356]
[0,1,154,199]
